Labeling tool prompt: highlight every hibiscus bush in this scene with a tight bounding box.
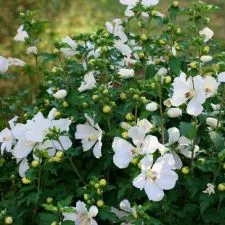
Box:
[1,0,225,224]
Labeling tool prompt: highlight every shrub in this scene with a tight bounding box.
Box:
[0,1,225,224]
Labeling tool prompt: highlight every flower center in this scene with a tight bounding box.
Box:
[87,134,98,141]
[3,136,11,141]
[185,90,195,99]
[205,87,212,93]
[80,214,89,225]
[131,147,141,154]
[147,169,157,181]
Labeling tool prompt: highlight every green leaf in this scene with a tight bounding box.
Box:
[169,56,181,76]
[179,122,197,139]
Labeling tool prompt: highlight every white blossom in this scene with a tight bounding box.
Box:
[202,183,215,195]
[167,108,182,118]
[14,25,29,42]
[78,71,97,92]
[118,68,134,79]
[199,27,214,43]
[7,58,26,67]
[112,126,161,168]
[146,102,158,112]
[218,72,225,82]
[26,46,38,55]
[171,72,206,116]
[0,56,9,73]
[133,154,178,201]
[53,89,67,99]
[75,114,103,158]
[200,55,213,63]
[60,36,78,57]
[63,201,98,225]
[206,117,219,129]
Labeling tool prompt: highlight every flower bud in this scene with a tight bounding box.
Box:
[56,151,64,159]
[167,108,182,118]
[97,189,103,195]
[181,166,190,175]
[62,101,69,108]
[140,34,147,41]
[173,1,179,7]
[203,46,210,53]
[4,216,13,224]
[102,105,111,113]
[94,183,100,189]
[133,94,139,100]
[92,95,99,101]
[200,55,213,63]
[31,160,39,168]
[159,39,166,45]
[53,111,61,118]
[103,89,109,95]
[126,113,134,121]
[82,102,89,108]
[96,200,104,207]
[120,93,127,100]
[22,177,31,184]
[163,98,172,107]
[46,197,53,204]
[84,194,89,200]
[218,183,225,192]
[164,76,172,84]
[189,62,198,69]
[99,179,107,187]
[131,158,138,165]
[146,102,158,112]
[51,222,57,225]
[122,131,128,139]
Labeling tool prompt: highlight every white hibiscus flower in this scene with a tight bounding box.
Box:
[0,128,15,154]
[53,89,67,99]
[203,76,218,98]
[105,19,128,42]
[133,153,178,201]
[60,36,78,57]
[14,25,29,42]
[218,72,225,82]
[112,126,161,168]
[0,56,9,73]
[171,72,206,116]
[118,68,134,79]
[199,27,214,43]
[78,71,97,92]
[75,114,103,158]
[63,201,98,225]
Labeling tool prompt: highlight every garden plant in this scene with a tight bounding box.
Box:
[0,0,225,224]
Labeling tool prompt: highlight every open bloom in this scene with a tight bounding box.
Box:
[111,199,137,225]
[203,76,218,98]
[63,201,98,225]
[171,72,206,116]
[133,154,178,201]
[202,183,215,195]
[118,68,134,79]
[53,89,67,99]
[78,71,97,92]
[105,19,128,42]
[0,128,14,154]
[112,126,160,168]
[199,27,214,43]
[14,25,29,42]
[60,36,78,57]
[75,114,103,158]
[218,72,225,82]
[0,56,9,73]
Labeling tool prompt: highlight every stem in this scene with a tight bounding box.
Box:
[57,138,84,184]
[191,117,198,169]
[68,157,84,184]
[158,83,165,144]
[134,104,138,123]
[216,84,225,130]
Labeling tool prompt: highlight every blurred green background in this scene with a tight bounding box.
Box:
[0,0,224,94]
